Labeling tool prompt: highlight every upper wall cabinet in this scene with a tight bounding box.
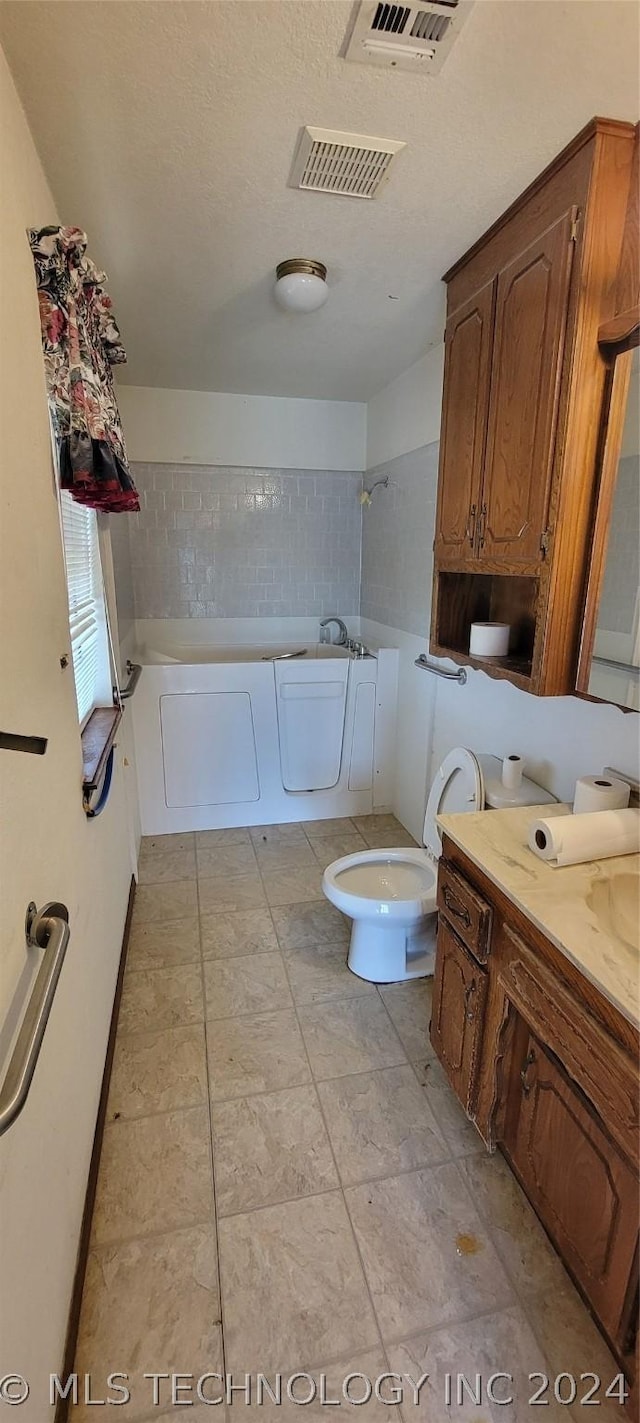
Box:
[430,118,638,696]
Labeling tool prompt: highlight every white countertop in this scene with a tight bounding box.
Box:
[438,804,640,1031]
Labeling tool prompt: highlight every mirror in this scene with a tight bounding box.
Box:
[578,345,639,709]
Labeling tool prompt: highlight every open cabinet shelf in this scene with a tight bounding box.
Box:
[430,570,539,690]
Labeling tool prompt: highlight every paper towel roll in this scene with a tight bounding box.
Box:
[528,808,640,867]
[573,775,630,814]
[502,755,524,790]
[469,622,510,657]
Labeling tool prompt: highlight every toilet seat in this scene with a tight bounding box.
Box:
[322,847,437,921]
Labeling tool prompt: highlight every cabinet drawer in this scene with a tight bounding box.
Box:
[437,860,493,963]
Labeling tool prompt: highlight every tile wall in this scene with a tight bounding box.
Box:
[360,444,439,635]
[122,463,363,620]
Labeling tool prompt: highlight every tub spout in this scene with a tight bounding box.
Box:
[319,617,348,646]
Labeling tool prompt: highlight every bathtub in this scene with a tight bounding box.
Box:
[131,640,398,834]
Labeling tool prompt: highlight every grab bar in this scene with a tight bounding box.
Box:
[414,654,467,684]
[262,648,308,661]
[0,901,70,1137]
[117,660,142,702]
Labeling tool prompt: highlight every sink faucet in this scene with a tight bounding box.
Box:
[319,617,348,646]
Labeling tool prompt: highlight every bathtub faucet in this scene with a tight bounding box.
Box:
[319,617,348,646]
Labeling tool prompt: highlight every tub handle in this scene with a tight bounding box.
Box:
[262,649,308,661]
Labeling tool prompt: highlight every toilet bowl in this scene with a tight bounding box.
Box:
[322,746,557,984]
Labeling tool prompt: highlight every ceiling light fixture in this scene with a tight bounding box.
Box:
[274,259,328,313]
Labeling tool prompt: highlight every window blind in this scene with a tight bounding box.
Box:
[60,492,110,725]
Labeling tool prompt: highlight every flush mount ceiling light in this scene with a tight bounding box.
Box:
[274,259,329,313]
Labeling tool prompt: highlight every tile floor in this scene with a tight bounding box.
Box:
[72,817,626,1422]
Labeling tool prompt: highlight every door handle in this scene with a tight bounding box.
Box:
[464,979,477,1023]
[477,503,487,549]
[465,504,476,548]
[520,1047,536,1098]
[0,902,70,1136]
[442,885,472,929]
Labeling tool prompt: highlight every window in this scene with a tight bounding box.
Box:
[59,492,112,726]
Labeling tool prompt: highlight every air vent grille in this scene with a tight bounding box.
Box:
[345,0,473,73]
[289,128,405,200]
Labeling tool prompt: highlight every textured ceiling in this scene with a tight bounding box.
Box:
[1,1,638,400]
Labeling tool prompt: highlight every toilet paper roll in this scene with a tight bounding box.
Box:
[469,622,510,657]
[528,808,640,867]
[502,755,524,790]
[573,775,630,814]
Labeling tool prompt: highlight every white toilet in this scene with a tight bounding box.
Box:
[322,747,556,984]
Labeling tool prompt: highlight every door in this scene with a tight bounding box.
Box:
[0,124,134,1418]
[434,279,496,562]
[503,1030,639,1344]
[430,918,487,1116]
[479,209,577,566]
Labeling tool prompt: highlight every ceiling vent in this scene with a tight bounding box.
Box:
[344,0,473,73]
[289,127,406,200]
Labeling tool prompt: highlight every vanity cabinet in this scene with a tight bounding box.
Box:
[431,836,640,1386]
[430,118,638,694]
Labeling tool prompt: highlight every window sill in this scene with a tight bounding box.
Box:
[81,706,122,794]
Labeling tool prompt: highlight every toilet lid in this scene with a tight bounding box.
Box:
[423,746,484,859]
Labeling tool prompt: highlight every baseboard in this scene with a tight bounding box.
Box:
[55,876,136,1423]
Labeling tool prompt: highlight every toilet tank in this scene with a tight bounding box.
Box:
[478,754,558,810]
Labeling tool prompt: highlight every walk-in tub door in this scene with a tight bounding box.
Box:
[275,659,349,791]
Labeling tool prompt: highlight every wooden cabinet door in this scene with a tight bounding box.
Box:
[479,209,577,567]
[430,918,487,1116]
[503,1030,639,1343]
[434,280,495,563]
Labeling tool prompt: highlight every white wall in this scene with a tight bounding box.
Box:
[364,347,640,841]
[0,49,136,1418]
[117,384,366,472]
[366,345,445,471]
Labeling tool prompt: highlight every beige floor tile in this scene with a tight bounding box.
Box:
[72,1226,220,1422]
[204,952,292,1020]
[345,1162,513,1340]
[108,1025,207,1120]
[118,963,204,1035]
[379,980,434,1059]
[126,917,201,972]
[303,817,356,839]
[218,1191,379,1374]
[264,865,325,906]
[242,1352,397,1423]
[271,899,350,950]
[140,832,195,856]
[196,842,258,877]
[196,827,251,846]
[298,996,407,1079]
[254,841,318,873]
[283,941,375,1005]
[413,1057,485,1158]
[198,873,266,914]
[200,908,278,960]
[250,823,309,846]
[211,1083,338,1215]
[317,1065,447,1186]
[92,1107,213,1245]
[351,814,405,837]
[310,830,369,863]
[525,1284,628,1420]
[387,1305,569,1422]
[138,846,197,884]
[132,880,199,925]
[457,1151,573,1298]
[359,827,418,849]
[206,1009,311,1101]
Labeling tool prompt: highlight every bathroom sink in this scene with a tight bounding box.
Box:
[587,872,640,951]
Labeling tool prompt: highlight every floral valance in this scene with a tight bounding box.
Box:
[28,225,139,512]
